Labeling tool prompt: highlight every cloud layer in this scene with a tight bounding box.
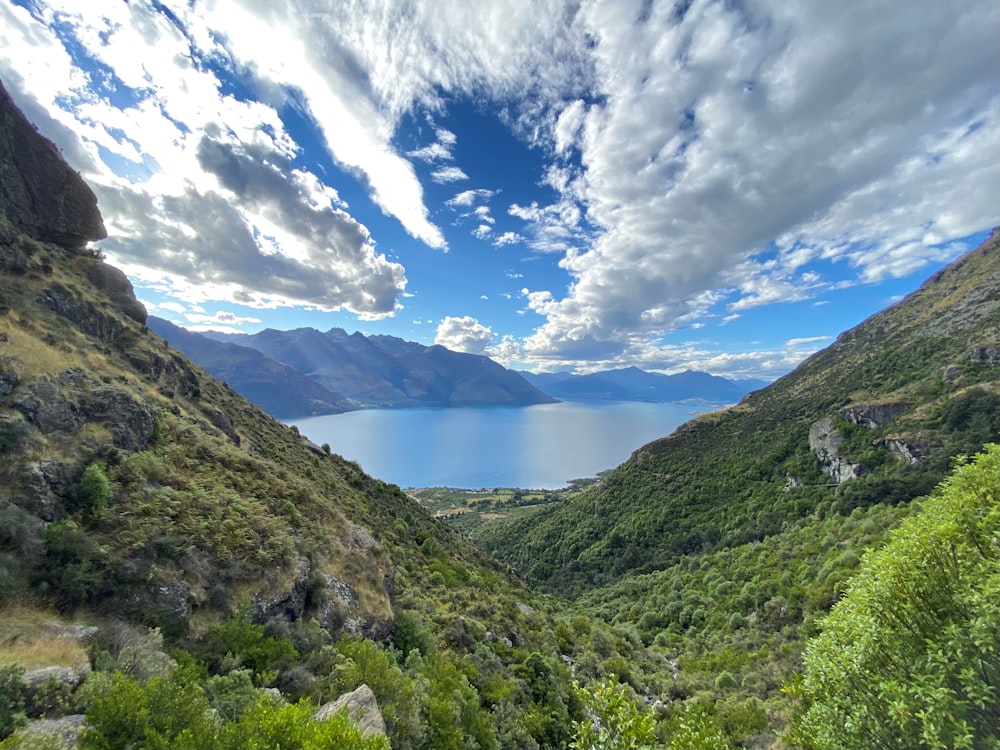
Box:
[2,0,997,373]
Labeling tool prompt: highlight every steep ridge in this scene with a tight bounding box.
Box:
[476,230,1000,594]
[147,316,355,418]
[208,325,557,408]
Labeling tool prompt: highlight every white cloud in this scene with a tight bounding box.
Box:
[473,224,493,240]
[431,165,469,183]
[4,0,997,370]
[493,232,524,247]
[486,334,522,365]
[409,126,459,163]
[434,315,495,355]
[519,0,999,361]
[447,189,495,208]
[0,0,412,317]
[184,310,262,330]
[786,336,834,349]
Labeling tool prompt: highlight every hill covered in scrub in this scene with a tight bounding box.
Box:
[475,229,1000,595]
[0,79,656,749]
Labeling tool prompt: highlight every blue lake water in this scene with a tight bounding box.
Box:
[290,401,714,489]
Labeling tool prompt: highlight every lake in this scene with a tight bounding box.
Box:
[290,401,714,489]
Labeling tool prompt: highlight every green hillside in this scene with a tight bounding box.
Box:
[475,231,1000,596]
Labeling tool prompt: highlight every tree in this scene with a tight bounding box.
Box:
[78,462,112,517]
[787,444,1000,750]
[571,675,656,750]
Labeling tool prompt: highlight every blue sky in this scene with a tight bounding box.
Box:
[1,0,997,379]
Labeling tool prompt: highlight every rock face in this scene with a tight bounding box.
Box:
[837,403,907,430]
[0,81,106,249]
[808,416,863,483]
[84,261,147,325]
[38,283,125,342]
[315,684,387,738]
[966,345,1000,366]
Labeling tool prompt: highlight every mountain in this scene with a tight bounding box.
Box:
[477,229,1000,595]
[147,316,355,418]
[205,325,557,408]
[519,365,769,403]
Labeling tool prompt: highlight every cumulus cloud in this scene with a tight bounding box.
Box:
[486,334,523,365]
[514,0,999,363]
[447,189,496,208]
[4,0,997,369]
[434,315,496,355]
[431,165,469,183]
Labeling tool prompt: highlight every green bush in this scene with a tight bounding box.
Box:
[77,463,112,517]
[571,675,656,750]
[202,614,299,687]
[0,666,26,741]
[78,664,389,750]
[788,444,1000,750]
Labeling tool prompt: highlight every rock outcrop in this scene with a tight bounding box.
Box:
[808,416,864,483]
[0,81,106,249]
[315,684,387,739]
[965,345,1000,366]
[837,403,907,430]
[83,261,147,325]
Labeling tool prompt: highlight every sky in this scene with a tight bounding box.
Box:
[1,0,997,380]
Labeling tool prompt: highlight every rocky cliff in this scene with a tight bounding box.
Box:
[0,81,105,249]
[0,80,401,640]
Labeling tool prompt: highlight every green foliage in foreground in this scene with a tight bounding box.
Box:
[571,675,656,750]
[73,663,388,750]
[0,666,26,741]
[788,444,1000,750]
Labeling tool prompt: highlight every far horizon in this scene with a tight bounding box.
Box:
[183,317,773,381]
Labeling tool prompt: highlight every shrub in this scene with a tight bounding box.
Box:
[0,665,26,740]
[77,463,111,518]
[788,445,1000,750]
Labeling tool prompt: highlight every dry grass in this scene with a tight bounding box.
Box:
[0,320,71,376]
[0,605,90,670]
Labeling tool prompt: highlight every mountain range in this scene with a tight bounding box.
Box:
[148,318,765,418]
[150,319,556,413]
[519,366,769,403]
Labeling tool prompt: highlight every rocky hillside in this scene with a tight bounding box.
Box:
[476,229,1000,594]
[0,79,672,750]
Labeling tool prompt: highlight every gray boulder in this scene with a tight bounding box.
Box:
[315,684,387,738]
